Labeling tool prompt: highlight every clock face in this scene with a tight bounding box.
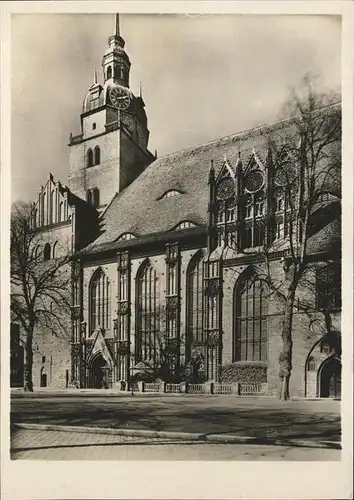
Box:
[109,87,131,110]
[244,170,264,193]
[217,178,235,200]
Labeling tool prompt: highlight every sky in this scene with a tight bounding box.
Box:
[11,14,341,203]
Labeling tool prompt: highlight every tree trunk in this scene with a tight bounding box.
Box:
[278,286,296,401]
[23,328,34,392]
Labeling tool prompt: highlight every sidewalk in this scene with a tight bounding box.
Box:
[11,428,341,461]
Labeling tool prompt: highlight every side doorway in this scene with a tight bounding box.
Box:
[319,357,341,398]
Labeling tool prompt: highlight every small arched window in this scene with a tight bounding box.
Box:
[87,149,93,168]
[107,66,112,79]
[94,146,100,165]
[93,188,100,208]
[92,123,96,130]
[43,243,51,261]
[86,190,92,205]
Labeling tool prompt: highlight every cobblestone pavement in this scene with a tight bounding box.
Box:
[11,429,340,461]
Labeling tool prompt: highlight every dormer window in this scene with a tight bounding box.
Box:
[116,233,136,242]
[158,190,182,200]
[174,221,197,230]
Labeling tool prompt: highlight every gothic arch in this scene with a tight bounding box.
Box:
[135,258,160,364]
[186,250,205,354]
[94,146,100,165]
[317,355,341,398]
[232,266,268,362]
[87,149,93,168]
[43,243,51,261]
[89,267,111,333]
[92,188,100,208]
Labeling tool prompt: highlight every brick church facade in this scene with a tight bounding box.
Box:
[16,15,341,397]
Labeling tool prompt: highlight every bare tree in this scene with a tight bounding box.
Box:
[10,203,72,391]
[223,76,340,400]
[261,78,340,399]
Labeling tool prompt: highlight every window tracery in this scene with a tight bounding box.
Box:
[136,261,160,363]
[89,268,111,333]
[233,275,268,362]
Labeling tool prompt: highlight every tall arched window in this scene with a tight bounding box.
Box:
[186,252,204,348]
[94,146,100,165]
[59,201,64,222]
[50,190,55,224]
[93,188,100,208]
[43,243,51,261]
[87,149,93,168]
[233,274,268,362]
[107,66,112,79]
[42,192,46,226]
[90,268,111,332]
[136,261,160,363]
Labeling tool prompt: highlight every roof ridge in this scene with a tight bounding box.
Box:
[155,101,341,163]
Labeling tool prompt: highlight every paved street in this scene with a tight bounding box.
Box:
[11,428,340,461]
[11,392,341,444]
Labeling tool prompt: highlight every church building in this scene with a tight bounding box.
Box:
[23,15,341,398]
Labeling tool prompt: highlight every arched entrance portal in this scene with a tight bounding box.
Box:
[88,354,111,389]
[319,357,341,398]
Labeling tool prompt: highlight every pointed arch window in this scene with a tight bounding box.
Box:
[41,192,46,226]
[87,149,93,168]
[90,268,111,333]
[233,275,268,362]
[94,146,100,165]
[187,252,204,346]
[86,190,92,205]
[43,243,51,261]
[107,66,112,80]
[93,188,100,208]
[242,191,265,249]
[136,261,160,363]
[50,190,55,224]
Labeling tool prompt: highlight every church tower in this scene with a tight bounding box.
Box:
[68,14,155,210]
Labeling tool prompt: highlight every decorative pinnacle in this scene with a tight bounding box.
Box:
[139,81,142,98]
[93,68,97,85]
[115,13,120,37]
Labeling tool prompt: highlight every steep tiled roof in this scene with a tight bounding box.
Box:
[83,102,341,254]
[84,118,290,253]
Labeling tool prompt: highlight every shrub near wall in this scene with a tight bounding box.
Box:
[221,362,267,384]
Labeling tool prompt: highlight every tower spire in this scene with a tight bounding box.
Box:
[115,13,120,37]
